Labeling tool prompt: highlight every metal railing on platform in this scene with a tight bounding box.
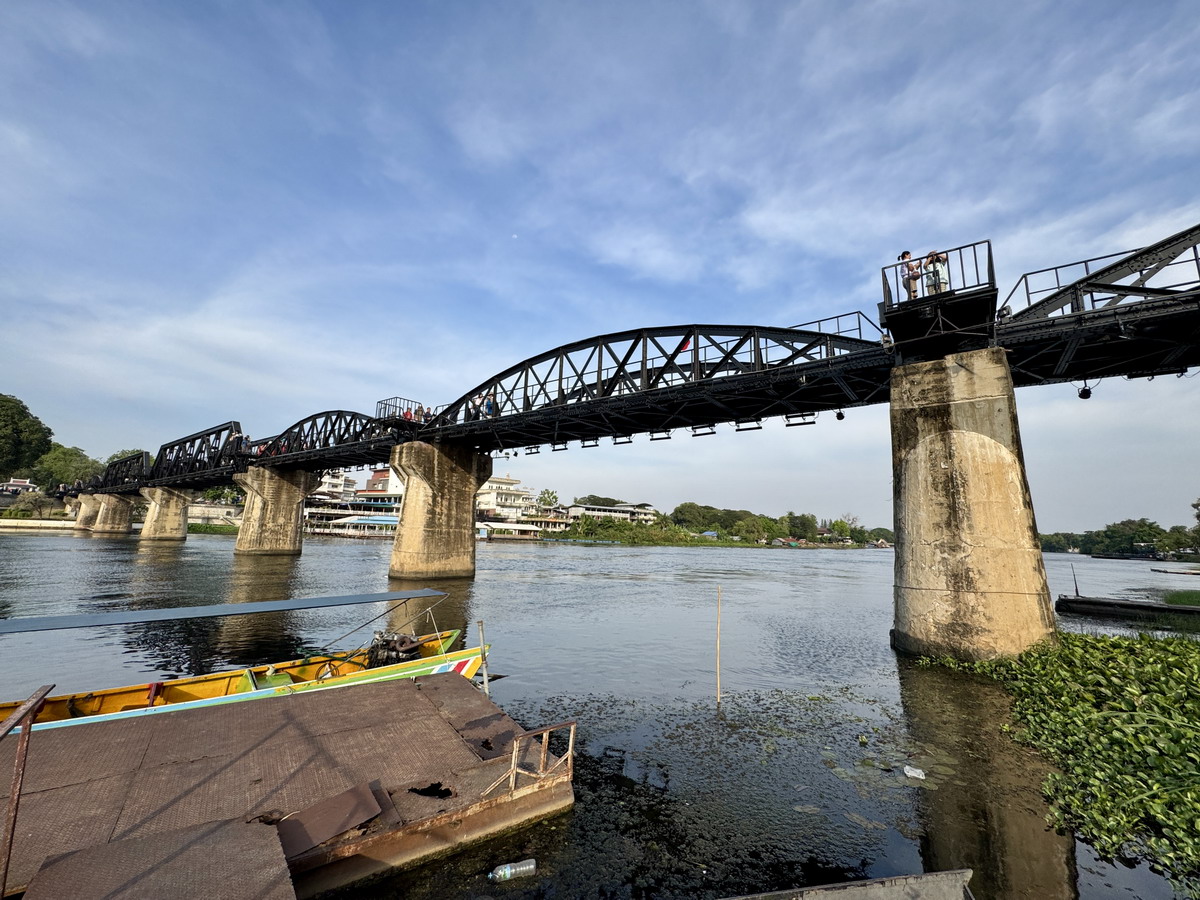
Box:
[1,684,53,897]
[483,719,577,796]
[881,240,994,309]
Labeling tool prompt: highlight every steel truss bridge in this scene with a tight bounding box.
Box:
[80,222,1200,496]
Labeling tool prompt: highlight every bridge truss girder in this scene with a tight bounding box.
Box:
[250,410,405,470]
[146,421,245,490]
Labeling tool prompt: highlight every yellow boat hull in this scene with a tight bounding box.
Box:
[1,629,460,724]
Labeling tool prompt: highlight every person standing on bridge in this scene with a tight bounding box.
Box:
[923,251,949,295]
[898,251,920,300]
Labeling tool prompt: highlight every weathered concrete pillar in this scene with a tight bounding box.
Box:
[73,493,100,530]
[891,346,1055,661]
[139,486,194,541]
[233,467,319,556]
[389,442,492,579]
[92,493,136,535]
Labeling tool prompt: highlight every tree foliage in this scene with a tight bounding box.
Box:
[22,443,103,490]
[11,490,56,517]
[0,395,53,481]
[573,494,625,507]
[537,489,559,510]
[105,448,155,465]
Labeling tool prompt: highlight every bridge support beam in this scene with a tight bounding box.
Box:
[890,346,1055,661]
[73,494,100,530]
[91,494,136,535]
[139,486,194,541]
[233,467,319,556]
[389,442,492,579]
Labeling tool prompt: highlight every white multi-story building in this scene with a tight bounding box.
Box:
[313,470,357,501]
[476,475,537,521]
[565,503,659,524]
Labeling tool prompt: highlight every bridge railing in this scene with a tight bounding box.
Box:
[791,311,885,341]
[881,240,994,308]
[1003,241,1200,318]
[375,396,437,424]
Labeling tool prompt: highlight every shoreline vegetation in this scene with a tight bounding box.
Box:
[924,633,1200,892]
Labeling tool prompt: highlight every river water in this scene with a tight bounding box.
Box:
[0,531,1188,899]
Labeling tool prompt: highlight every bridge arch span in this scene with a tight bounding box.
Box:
[253,410,403,468]
[433,322,882,433]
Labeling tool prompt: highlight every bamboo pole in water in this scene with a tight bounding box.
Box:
[716,586,722,707]
[477,619,491,696]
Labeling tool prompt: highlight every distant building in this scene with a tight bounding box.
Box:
[476,475,536,521]
[565,503,658,524]
[312,470,357,502]
[1,478,37,495]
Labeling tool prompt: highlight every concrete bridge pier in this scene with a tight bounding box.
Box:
[890,346,1056,661]
[91,494,136,535]
[73,494,100,530]
[389,442,492,579]
[139,486,194,541]
[233,467,319,556]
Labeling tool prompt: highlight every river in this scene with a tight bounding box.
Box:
[0,531,1186,898]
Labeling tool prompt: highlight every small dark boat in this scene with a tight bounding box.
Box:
[1055,595,1200,619]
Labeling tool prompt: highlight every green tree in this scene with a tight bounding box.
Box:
[573,494,625,507]
[829,519,851,539]
[11,490,55,517]
[537,489,559,510]
[22,444,103,490]
[868,527,895,543]
[105,449,155,465]
[1086,518,1166,556]
[0,395,53,481]
[1040,532,1075,553]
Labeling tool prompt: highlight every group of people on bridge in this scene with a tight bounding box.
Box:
[898,249,949,300]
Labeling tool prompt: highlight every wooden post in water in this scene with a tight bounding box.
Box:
[477,619,490,697]
[715,586,722,707]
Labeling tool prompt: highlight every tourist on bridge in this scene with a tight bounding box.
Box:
[897,251,920,300]
[923,250,949,295]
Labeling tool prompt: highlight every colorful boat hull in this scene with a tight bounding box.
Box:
[26,644,487,731]
[0,630,461,725]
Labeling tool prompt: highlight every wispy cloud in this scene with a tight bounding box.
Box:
[2,0,1197,528]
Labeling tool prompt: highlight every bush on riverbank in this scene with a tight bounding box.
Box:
[1165,590,1200,607]
[548,515,866,548]
[925,632,1200,890]
[187,523,238,535]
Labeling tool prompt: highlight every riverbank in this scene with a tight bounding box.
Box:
[0,517,75,531]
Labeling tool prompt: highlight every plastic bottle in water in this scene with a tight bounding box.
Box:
[488,858,537,881]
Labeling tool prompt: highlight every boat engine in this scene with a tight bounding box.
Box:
[367,631,424,668]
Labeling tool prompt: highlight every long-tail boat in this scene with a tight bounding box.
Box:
[1,629,488,730]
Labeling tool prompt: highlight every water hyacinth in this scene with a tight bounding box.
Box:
[925,632,1200,892]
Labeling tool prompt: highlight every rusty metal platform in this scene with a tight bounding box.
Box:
[1,674,575,898]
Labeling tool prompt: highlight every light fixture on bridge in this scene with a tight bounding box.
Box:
[649,431,672,441]
[551,441,569,452]
[1077,385,1092,400]
[525,445,541,455]
[612,435,633,446]
[691,424,716,437]
[835,410,845,421]
[580,438,599,448]
[734,419,762,432]
[785,413,816,427]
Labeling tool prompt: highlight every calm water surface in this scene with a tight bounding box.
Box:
[0,532,1188,898]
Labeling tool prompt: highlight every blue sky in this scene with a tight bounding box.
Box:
[3,0,1198,533]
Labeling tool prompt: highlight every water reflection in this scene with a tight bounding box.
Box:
[897,659,1076,900]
